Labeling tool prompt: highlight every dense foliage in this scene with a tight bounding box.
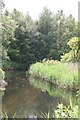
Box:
[55,100,78,118]
[40,100,78,118]
[1,4,79,69]
[0,69,5,79]
[1,1,79,119]
[61,37,80,62]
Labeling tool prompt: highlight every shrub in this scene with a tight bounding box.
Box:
[0,69,5,80]
[55,100,78,118]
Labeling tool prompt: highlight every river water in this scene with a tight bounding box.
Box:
[1,71,78,118]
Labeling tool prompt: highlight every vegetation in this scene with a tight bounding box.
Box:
[61,37,80,62]
[54,100,78,118]
[40,100,78,119]
[29,77,78,104]
[2,100,78,119]
[1,0,80,119]
[29,60,78,90]
[30,77,80,118]
[0,69,5,79]
[1,1,80,70]
[1,112,16,119]
[29,36,80,90]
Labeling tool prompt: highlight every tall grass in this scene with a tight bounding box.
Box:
[39,101,78,119]
[29,60,78,90]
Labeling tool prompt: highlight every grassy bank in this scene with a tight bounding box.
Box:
[29,60,79,90]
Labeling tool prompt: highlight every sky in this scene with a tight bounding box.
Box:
[4,0,79,20]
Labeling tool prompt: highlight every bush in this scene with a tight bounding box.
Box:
[55,100,78,118]
[0,69,5,80]
[61,37,80,62]
[40,100,78,118]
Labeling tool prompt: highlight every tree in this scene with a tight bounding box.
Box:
[1,13,17,63]
[1,7,79,69]
[37,7,55,59]
[8,13,36,69]
[0,0,5,68]
[61,37,80,62]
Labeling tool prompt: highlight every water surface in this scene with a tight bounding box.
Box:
[2,71,77,118]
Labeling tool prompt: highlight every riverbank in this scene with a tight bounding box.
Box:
[2,69,79,118]
[29,60,79,91]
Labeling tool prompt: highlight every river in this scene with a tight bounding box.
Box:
[1,70,78,118]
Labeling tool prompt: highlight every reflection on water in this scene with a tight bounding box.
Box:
[29,76,77,105]
[2,71,77,118]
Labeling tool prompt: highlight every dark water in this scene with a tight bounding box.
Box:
[1,71,78,118]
